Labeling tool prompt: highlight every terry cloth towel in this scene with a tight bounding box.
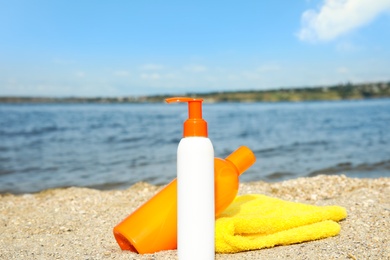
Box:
[215,194,347,253]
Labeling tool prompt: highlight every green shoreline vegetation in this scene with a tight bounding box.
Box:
[1,81,390,104]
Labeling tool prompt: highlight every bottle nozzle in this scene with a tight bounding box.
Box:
[226,146,256,176]
[166,97,208,137]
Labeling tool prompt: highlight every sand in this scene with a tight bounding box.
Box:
[0,175,389,260]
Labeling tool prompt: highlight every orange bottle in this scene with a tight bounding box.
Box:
[113,146,256,254]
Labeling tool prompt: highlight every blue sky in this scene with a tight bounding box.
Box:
[1,0,390,97]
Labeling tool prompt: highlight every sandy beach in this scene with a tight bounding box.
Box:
[1,175,389,259]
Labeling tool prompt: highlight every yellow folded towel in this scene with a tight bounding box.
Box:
[215,194,347,253]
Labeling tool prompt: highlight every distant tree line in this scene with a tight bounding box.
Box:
[144,81,390,103]
[191,81,390,102]
[1,81,390,103]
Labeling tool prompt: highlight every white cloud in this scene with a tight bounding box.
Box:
[256,64,281,72]
[165,73,177,79]
[140,73,161,80]
[298,0,390,42]
[337,66,349,74]
[75,71,86,78]
[184,65,207,72]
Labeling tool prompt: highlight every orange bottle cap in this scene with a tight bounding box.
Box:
[226,146,256,176]
[166,97,208,137]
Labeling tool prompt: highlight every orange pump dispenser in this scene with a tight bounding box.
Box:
[166,97,207,137]
[113,146,256,254]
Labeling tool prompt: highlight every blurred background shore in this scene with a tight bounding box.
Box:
[1,81,389,104]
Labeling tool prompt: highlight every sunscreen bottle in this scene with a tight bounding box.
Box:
[113,146,255,253]
[113,97,256,254]
[167,97,214,260]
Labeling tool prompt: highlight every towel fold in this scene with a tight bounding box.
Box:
[215,194,347,253]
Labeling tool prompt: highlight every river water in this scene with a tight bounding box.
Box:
[1,99,389,193]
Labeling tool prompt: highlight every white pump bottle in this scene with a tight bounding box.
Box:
[166,97,215,260]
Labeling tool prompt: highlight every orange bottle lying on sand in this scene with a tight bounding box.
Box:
[113,146,256,254]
